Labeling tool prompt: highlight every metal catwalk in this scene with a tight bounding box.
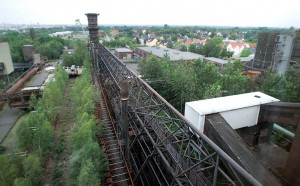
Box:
[90,43,261,186]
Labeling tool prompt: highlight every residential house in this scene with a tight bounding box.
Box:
[110,29,119,36]
[227,43,245,56]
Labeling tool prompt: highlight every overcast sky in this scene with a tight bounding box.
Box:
[1,0,300,28]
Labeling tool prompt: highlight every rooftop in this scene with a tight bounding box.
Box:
[204,57,228,65]
[185,92,280,116]
[239,55,254,62]
[138,46,203,61]
[115,47,133,53]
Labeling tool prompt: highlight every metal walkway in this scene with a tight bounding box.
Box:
[94,73,133,186]
[89,42,261,186]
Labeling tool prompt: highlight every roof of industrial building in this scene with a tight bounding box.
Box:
[204,57,228,65]
[239,55,254,62]
[115,48,133,53]
[138,46,203,61]
[185,92,280,115]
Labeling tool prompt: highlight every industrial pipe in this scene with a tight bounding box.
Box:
[7,66,39,94]
[273,123,295,140]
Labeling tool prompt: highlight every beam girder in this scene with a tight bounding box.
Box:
[92,43,261,186]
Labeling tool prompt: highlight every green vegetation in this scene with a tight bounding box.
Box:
[240,49,252,57]
[139,55,299,113]
[0,31,67,62]
[139,56,250,112]
[0,65,69,185]
[259,68,300,102]
[69,63,108,185]
[102,35,141,49]
[62,40,89,67]
[0,155,18,186]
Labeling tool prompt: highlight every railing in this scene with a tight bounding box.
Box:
[92,43,261,186]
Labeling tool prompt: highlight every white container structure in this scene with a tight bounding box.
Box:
[184,92,280,133]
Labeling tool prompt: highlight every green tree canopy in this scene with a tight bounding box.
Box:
[240,49,252,57]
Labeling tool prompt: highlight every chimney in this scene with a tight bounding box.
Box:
[85,13,99,45]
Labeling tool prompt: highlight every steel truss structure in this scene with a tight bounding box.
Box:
[90,43,261,186]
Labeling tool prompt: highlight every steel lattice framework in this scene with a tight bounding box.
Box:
[90,43,261,186]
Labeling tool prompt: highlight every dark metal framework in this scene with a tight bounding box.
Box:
[90,43,261,186]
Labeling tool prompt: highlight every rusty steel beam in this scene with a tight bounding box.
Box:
[91,42,261,186]
[285,125,300,185]
[259,102,300,126]
[259,102,300,185]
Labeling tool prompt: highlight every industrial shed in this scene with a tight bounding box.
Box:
[114,48,133,60]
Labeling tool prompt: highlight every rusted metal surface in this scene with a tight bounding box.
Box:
[205,114,281,185]
[7,66,39,94]
[91,42,261,186]
[259,102,300,126]
[259,102,300,185]
[93,72,133,186]
[85,13,99,44]
[284,125,300,185]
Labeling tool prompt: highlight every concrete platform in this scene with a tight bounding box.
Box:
[0,108,19,142]
[26,69,50,87]
[251,142,289,183]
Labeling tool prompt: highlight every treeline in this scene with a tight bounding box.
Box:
[0,29,70,62]
[102,36,140,49]
[62,40,89,67]
[0,65,68,186]
[69,65,108,185]
[139,56,300,113]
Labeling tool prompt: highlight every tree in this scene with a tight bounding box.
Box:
[180,44,187,51]
[188,43,197,53]
[0,155,18,186]
[221,60,250,96]
[203,83,223,99]
[14,177,32,186]
[240,49,252,57]
[29,93,38,110]
[284,68,300,102]
[23,155,43,185]
[62,52,74,67]
[200,37,225,57]
[166,42,174,49]
[29,28,36,40]
[135,37,140,44]
[171,35,177,42]
[70,141,108,185]
[78,159,100,186]
[39,40,64,59]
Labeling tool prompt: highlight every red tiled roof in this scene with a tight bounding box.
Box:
[229,43,245,48]
[178,38,185,43]
[185,39,192,46]
[193,39,201,43]
[248,43,256,48]
[110,29,119,35]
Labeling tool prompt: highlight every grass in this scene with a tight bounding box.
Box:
[1,113,30,154]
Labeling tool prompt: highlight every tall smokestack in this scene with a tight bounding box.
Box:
[85,13,99,44]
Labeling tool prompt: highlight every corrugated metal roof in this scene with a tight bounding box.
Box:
[138,46,203,61]
[115,48,133,53]
[205,57,228,64]
[185,92,280,115]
